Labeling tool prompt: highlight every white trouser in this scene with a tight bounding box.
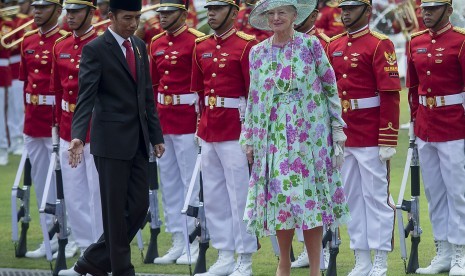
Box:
[0,87,10,148]
[342,147,395,251]
[200,140,257,254]
[24,135,56,227]
[417,138,465,245]
[7,80,24,140]
[157,133,198,234]
[60,138,103,249]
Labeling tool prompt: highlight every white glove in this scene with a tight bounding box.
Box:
[194,132,200,147]
[409,121,416,140]
[332,142,344,169]
[331,121,347,143]
[331,121,346,169]
[379,146,396,162]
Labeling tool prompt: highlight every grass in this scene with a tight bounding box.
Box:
[0,91,447,275]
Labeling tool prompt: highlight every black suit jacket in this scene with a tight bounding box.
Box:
[72,30,163,160]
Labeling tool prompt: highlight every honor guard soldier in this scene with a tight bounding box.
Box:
[149,0,204,265]
[50,0,103,272]
[94,0,110,34]
[315,0,345,37]
[295,0,330,51]
[135,0,162,45]
[19,0,68,258]
[234,0,271,42]
[0,2,14,165]
[407,0,465,274]
[190,0,258,275]
[328,0,401,275]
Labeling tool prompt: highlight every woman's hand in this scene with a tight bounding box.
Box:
[246,145,254,164]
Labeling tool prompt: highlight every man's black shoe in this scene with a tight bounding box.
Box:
[74,257,108,276]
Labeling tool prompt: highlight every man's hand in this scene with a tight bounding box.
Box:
[246,145,254,165]
[68,139,84,168]
[154,143,165,158]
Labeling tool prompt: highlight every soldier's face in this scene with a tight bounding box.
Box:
[97,2,109,15]
[207,5,237,30]
[266,6,297,34]
[341,5,370,28]
[19,1,31,14]
[421,5,452,28]
[159,10,186,31]
[67,8,93,30]
[33,4,61,26]
[109,10,141,39]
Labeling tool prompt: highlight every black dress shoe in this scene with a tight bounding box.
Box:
[74,257,108,276]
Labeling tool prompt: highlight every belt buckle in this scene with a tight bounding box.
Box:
[164,95,173,105]
[426,97,435,109]
[341,100,351,112]
[31,95,38,105]
[208,95,216,109]
[69,103,76,112]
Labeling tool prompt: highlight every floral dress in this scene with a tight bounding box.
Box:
[240,32,351,238]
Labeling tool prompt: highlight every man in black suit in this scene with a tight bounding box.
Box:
[68,0,164,275]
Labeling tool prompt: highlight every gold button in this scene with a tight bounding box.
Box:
[212,73,216,77]
[344,56,348,61]
[69,75,73,80]
[165,55,169,59]
[168,42,173,46]
[347,42,352,46]
[432,39,436,44]
[427,71,431,75]
[342,91,347,95]
[71,59,75,63]
[427,53,432,57]
[164,71,169,75]
[76,65,79,69]
[427,88,431,93]
[32,84,37,88]
[34,69,39,73]
[39,41,44,45]
[35,54,40,59]
[164,85,168,90]
[342,74,347,78]
[69,91,73,95]
[216,45,221,49]
[213,58,218,62]
[74,45,78,49]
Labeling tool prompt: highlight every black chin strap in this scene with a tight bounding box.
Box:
[343,4,368,29]
[165,10,184,31]
[211,5,233,31]
[38,4,57,27]
[295,13,311,31]
[76,7,91,31]
[424,5,448,30]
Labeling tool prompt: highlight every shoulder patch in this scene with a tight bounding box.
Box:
[24,29,39,38]
[453,26,465,36]
[236,31,255,41]
[151,31,166,42]
[188,28,205,38]
[59,30,69,36]
[410,29,428,39]
[330,32,347,42]
[318,32,331,43]
[55,32,72,45]
[370,31,389,40]
[195,34,214,44]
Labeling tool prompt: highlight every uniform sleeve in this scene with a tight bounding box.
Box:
[51,44,63,126]
[19,39,27,82]
[313,37,345,126]
[459,40,465,93]
[149,41,160,103]
[373,40,400,147]
[240,40,257,96]
[406,40,419,121]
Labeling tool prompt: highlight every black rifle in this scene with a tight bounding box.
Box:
[396,125,422,273]
[190,174,209,275]
[143,152,163,263]
[321,227,340,276]
[11,154,32,257]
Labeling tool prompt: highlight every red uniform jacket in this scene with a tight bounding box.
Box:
[328,27,401,147]
[407,24,465,142]
[51,28,98,142]
[20,26,67,137]
[191,29,257,142]
[306,26,331,52]
[235,7,271,42]
[315,3,345,38]
[0,17,14,87]
[150,26,204,135]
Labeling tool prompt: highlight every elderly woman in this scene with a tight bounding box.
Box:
[240,0,351,275]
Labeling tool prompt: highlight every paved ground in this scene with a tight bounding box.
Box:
[0,268,188,276]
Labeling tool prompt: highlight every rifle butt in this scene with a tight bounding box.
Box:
[193,242,209,274]
[15,222,29,257]
[326,247,339,276]
[144,227,160,264]
[290,245,295,262]
[53,238,68,276]
[407,236,420,273]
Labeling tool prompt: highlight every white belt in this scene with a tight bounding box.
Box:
[158,93,198,105]
[0,58,9,66]
[341,96,380,111]
[9,55,21,64]
[61,99,76,112]
[205,96,240,109]
[26,93,55,105]
[419,92,465,108]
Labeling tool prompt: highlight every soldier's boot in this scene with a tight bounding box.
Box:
[229,253,253,276]
[53,241,78,259]
[291,245,309,268]
[154,232,184,264]
[194,250,235,276]
[25,238,59,258]
[450,244,465,276]
[176,239,199,265]
[347,250,372,276]
[416,240,452,274]
[58,266,80,276]
[368,250,388,276]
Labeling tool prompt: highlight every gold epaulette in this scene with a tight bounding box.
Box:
[326,0,338,8]
[59,30,69,36]
[55,31,72,45]
[453,26,465,36]
[410,29,428,39]
[330,32,347,42]
[23,29,39,38]
[3,16,12,21]
[370,30,389,40]
[188,28,205,38]
[236,31,255,41]
[318,33,331,43]
[16,13,28,19]
[195,34,213,43]
[151,31,166,42]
